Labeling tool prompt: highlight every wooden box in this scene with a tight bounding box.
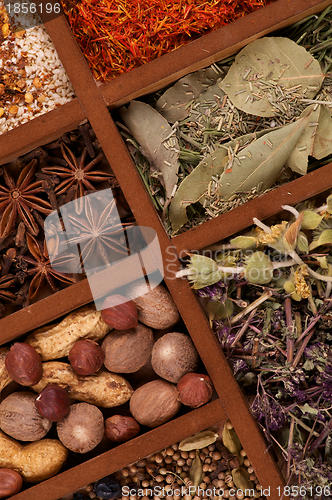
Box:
[1,1,331,498]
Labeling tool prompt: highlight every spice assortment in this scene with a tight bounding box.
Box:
[0,2,329,499]
[176,191,332,497]
[0,284,214,497]
[0,124,128,317]
[117,5,332,236]
[60,0,276,83]
[0,2,74,135]
[64,423,265,500]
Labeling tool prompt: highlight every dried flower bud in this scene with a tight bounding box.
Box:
[244,252,273,285]
[176,373,213,408]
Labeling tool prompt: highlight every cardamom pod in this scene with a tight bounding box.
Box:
[189,450,203,489]
[179,430,218,451]
[222,421,242,456]
[232,467,255,491]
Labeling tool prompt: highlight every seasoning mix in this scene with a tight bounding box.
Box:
[0,1,74,134]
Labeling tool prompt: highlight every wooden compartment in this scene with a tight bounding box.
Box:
[0,1,330,498]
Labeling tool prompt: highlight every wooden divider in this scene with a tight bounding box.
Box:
[1,1,330,498]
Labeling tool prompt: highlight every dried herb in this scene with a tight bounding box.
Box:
[169,115,308,231]
[119,100,180,199]
[219,37,324,117]
[156,68,221,123]
[177,193,332,493]
[120,7,332,237]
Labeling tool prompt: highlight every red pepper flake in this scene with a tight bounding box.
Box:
[60,0,277,83]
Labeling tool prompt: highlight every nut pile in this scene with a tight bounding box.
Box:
[0,282,215,496]
[0,1,74,134]
[66,424,266,500]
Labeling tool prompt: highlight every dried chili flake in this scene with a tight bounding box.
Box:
[60,0,276,82]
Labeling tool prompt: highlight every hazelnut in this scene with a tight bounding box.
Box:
[0,469,23,498]
[105,415,140,443]
[35,384,71,422]
[176,373,213,408]
[151,332,199,383]
[130,380,181,428]
[5,343,42,386]
[57,402,104,453]
[68,339,104,376]
[0,392,52,441]
[101,294,138,330]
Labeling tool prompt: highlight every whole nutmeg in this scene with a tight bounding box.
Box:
[176,373,213,408]
[0,469,23,498]
[130,380,181,428]
[101,294,138,330]
[151,332,199,383]
[102,324,153,373]
[57,402,104,453]
[35,385,71,422]
[68,339,104,376]
[127,283,179,329]
[105,415,140,443]
[0,392,52,441]
[5,343,42,386]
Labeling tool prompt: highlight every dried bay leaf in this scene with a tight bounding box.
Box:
[215,115,308,200]
[156,68,221,123]
[169,128,274,232]
[285,105,318,175]
[119,100,180,198]
[312,105,332,160]
[220,37,324,117]
[179,430,218,451]
[286,104,332,175]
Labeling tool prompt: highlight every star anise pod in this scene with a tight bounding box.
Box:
[41,143,112,206]
[21,233,77,299]
[0,159,52,238]
[63,192,133,270]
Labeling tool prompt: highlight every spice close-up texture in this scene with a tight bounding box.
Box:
[0,1,331,500]
[60,0,277,82]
